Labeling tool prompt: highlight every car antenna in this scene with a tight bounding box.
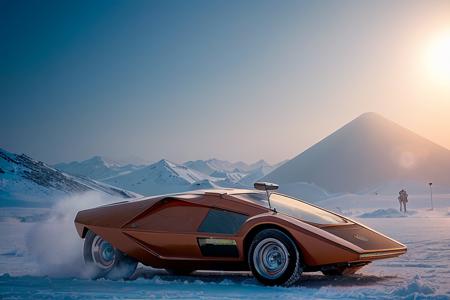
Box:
[254,182,279,212]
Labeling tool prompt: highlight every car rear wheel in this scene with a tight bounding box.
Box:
[248,228,302,286]
[84,231,138,280]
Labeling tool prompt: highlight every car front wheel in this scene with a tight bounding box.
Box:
[83,230,138,280]
[248,228,302,286]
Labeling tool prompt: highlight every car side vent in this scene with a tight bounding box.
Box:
[197,238,239,257]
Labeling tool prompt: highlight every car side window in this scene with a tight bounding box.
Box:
[198,209,248,234]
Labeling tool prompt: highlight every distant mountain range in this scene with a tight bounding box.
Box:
[54,157,282,196]
[184,159,272,175]
[3,112,450,207]
[0,146,283,206]
[0,148,139,207]
[54,156,144,181]
[103,159,213,195]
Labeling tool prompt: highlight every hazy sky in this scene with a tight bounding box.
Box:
[1,0,450,164]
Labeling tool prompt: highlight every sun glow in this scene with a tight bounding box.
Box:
[425,30,450,85]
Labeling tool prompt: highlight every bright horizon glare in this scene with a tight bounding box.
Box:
[1,0,450,165]
[425,29,450,86]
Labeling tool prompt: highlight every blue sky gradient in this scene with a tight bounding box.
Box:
[1,0,450,164]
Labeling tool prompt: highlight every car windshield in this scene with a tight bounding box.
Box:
[234,192,347,225]
[233,193,269,206]
[270,193,347,225]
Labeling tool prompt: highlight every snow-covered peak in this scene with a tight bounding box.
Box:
[104,159,211,196]
[248,159,271,170]
[153,159,178,169]
[183,160,216,175]
[184,158,274,174]
[147,159,207,182]
[0,148,137,207]
[54,156,143,181]
[205,159,239,172]
[83,156,121,168]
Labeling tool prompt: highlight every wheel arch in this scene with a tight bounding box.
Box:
[243,223,301,259]
[75,222,90,238]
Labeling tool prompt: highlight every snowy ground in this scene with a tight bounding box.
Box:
[1,193,450,299]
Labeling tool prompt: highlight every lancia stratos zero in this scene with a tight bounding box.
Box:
[74,182,406,286]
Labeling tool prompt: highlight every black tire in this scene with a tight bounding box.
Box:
[83,231,138,280]
[248,228,302,286]
[165,268,195,276]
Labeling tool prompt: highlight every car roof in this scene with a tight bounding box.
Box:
[190,188,262,195]
[133,188,264,202]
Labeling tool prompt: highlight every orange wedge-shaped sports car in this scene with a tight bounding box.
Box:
[74,182,406,286]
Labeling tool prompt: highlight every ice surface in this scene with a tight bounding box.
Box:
[1,192,450,299]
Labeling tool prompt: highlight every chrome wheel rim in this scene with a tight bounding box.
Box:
[91,235,116,270]
[253,237,289,279]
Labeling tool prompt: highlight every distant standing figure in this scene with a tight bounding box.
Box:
[398,189,408,213]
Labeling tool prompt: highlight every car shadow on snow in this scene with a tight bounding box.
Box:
[130,267,396,288]
[293,273,397,288]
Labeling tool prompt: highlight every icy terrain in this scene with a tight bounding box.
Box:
[1,192,450,299]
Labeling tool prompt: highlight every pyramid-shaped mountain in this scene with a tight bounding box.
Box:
[263,112,450,193]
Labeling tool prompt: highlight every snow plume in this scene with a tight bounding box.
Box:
[25,192,120,278]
